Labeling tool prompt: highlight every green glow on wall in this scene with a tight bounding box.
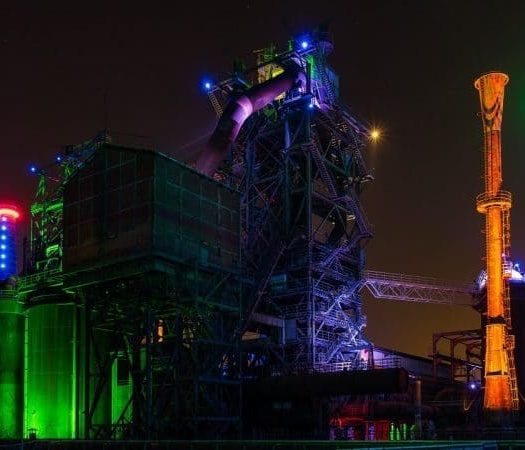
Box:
[112,356,132,437]
[0,300,24,438]
[25,302,77,438]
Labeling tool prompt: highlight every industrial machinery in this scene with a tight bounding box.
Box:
[474,72,518,420]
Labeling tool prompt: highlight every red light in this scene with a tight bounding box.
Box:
[0,207,20,221]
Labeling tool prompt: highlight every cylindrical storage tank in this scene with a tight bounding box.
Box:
[0,297,24,438]
[0,206,20,280]
[26,294,78,438]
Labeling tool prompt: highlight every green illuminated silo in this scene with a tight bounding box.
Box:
[0,296,24,438]
[26,299,78,439]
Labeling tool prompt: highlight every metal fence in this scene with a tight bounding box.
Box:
[0,440,519,450]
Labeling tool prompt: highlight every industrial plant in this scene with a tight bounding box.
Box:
[1,28,524,446]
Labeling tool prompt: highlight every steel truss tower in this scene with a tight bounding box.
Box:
[208,31,373,374]
[27,132,109,274]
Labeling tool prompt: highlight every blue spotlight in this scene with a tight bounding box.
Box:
[469,382,476,390]
[301,40,309,50]
[56,154,62,163]
[308,102,314,109]
[29,165,37,174]
[202,80,212,91]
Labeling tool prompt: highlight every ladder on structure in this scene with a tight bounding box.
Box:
[502,208,520,411]
[507,345,520,411]
[208,91,223,116]
[504,282,520,411]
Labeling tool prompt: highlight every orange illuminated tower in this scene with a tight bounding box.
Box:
[475,72,519,419]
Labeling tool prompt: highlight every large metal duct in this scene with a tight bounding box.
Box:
[196,66,306,176]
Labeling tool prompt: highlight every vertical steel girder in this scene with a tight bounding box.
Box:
[80,268,241,439]
[231,102,372,375]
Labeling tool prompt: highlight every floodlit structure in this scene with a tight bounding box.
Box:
[474,72,519,418]
[7,30,522,443]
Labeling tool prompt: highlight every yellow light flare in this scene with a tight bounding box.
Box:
[369,129,381,142]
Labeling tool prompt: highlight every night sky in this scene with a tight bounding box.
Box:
[2,1,525,357]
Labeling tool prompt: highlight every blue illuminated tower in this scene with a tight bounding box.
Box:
[0,206,20,280]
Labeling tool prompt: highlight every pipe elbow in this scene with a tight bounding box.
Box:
[196,65,306,177]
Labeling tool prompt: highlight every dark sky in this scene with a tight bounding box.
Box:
[2,1,525,357]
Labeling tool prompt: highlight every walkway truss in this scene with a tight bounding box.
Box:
[363,270,477,306]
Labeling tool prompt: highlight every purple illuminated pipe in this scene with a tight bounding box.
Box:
[196,66,306,176]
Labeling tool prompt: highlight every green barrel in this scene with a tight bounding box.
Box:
[26,299,78,438]
[0,297,24,438]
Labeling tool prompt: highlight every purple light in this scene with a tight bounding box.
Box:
[469,382,476,390]
[56,154,62,163]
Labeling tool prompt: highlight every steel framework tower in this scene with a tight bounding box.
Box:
[474,72,519,418]
[27,132,108,274]
[205,30,373,374]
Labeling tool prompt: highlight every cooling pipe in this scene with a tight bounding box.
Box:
[196,66,306,176]
[244,368,409,400]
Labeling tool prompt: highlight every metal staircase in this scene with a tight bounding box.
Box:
[308,141,337,199]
